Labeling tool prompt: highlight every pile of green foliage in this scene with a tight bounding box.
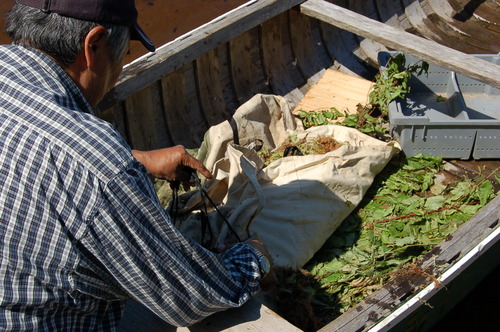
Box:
[311,156,496,312]
[273,155,498,330]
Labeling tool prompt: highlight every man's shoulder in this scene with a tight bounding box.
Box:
[0,45,134,180]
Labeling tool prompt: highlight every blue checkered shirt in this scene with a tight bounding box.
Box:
[0,45,261,331]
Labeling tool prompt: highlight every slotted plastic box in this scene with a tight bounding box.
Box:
[378,52,500,160]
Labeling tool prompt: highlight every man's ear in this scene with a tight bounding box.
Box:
[82,26,108,69]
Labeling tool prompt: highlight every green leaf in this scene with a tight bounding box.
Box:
[424,196,446,211]
[395,235,416,246]
[321,260,345,273]
[478,180,493,206]
[326,272,343,283]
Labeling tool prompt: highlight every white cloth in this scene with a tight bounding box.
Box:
[173,94,398,268]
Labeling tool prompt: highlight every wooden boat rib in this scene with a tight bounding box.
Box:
[102,1,500,331]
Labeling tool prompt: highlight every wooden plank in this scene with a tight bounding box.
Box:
[401,0,447,44]
[448,0,500,32]
[229,29,272,106]
[318,0,377,73]
[401,0,485,54]
[374,0,408,27]
[371,227,500,331]
[186,298,303,331]
[301,0,500,89]
[260,11,306,107]
[430,0,500,40]
[97,0,305,112]
[195,46,235,126]
[119,298,303,332]
[289,7,330,90]
[316,7,375,78]
[291,8,333,78]
[160,63,206,148]
[124,81,172,150]
[293,69,373,115]
[211,44,241,119]
[348,0,390,67]
[306,14,335,72]
[422,0,498,53]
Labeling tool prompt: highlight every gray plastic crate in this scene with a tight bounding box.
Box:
[379,52,500,160]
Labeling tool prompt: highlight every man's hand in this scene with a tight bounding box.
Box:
[247,239,276,291]
[132,145,213,190]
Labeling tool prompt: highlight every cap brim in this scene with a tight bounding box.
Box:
[131,24,155,52]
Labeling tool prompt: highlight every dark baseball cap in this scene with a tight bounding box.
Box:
[15,0,155,52]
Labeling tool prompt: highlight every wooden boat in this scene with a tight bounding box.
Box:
[92,0,500,331]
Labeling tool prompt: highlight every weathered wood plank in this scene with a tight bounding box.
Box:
[310,16,335,68]
[97,0,305,112]
[422,0,498,53]
[260,11,306,108]
[228,29,272,105]
[405,0,485,53]
[315,1,374,77]
[371,227,500,331]
[160,63,206,148]
[119,298,303,332]
[301,0,500,89]
[124,81,172,150]
[293,69,373,114]
[430,0,500,44]
[195,46,235,126]
[347,0,389,67]
[373,0,408,28]
[401,0,447,44]
[448,0,500,32]
[404,0,485,53]
[288,7,331,89]
[210,44,241,120]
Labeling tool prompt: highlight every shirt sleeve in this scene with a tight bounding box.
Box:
[81,161,262,326]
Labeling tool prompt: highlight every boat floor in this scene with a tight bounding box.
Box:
[120,295,300,332]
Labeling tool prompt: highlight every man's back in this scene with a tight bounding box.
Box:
[0,44,133,330]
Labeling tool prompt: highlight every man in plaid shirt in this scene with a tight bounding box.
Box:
[0,0,274,330]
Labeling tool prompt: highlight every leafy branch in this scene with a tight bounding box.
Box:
[303,154,498,320]
[296,54,429,138]
[369,53,429,116]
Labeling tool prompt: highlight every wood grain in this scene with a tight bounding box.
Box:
[301,0,500,88]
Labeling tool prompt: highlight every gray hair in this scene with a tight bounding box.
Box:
[6,3,130,67]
